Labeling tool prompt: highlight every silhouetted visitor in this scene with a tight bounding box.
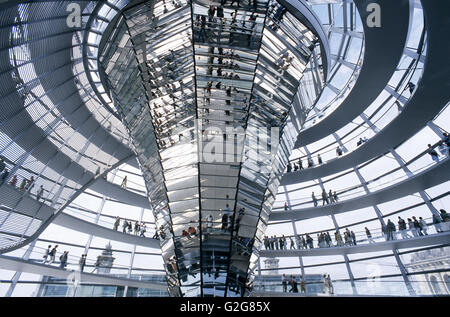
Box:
[222,213,229,230]
[36,185,44,202]
[412,216,422,236]
[427,144,439,163]
[433,214,443,232]
[42,245,51,263]
[398,216,410,239]
[386,219,396,240]
[79,254,87,272]
[140,222,146,237]
[59,251,68,269]
[365,227,374,243]
[282,274,287,292]
[134,221,140,235]
[113,217,120,231]
[328,190,334,203]
[312,192,318,207]
[48,245,58,264]
[419,217,428,235]
[407,82,416,94]
[321,190,329,205]
[408,218,417,237]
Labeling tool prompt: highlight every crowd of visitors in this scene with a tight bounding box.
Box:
[285,130,449,180]
[284,135,374,173]
[42,245,59,265]
[0,160,47,203]
[380,211,450,241]
[264,211,449,250]
[311,189,338,207]
[113,217,148,237]
[286,154,324,172]
[42,244,80,270]
[285,139,368,173]
[8,174,35,192]
[41,244,112,274]
[42,245,79,271]
[175,206,247,241]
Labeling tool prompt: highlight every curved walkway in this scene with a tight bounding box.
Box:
[53,213,160,249]
[90,177,150,209]
[1,152,149,210]
[271,156,450,221]
[277,0,331,79]
[259,231,450,257]
[0,183,160,250]
[293,0,411,148]
[0,1,133,164]
[283,0,450,184]
[0,255,167,290]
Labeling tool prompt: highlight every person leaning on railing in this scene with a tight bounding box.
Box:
[438,140,448,156]
[427,144,440,163]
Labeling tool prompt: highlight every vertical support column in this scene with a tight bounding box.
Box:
[389,149,413,177]
[123,207,145,297]
[282,185,305,279]
[256,257,262,292]
[389,149,440,217]
[332,132,348,153]
[354,164,416,296]
[427,121,445,138]
[417,191,441,217]
[353,167,370,193]
[304,146,321,169]
[393,249,417,296]
[360,113,380,134]
[257,257,262,279]
[71,169,117,297]
[290,220,306,278]
[313,168,358,295]
[304,146,313,161]
[5,240,37,297]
